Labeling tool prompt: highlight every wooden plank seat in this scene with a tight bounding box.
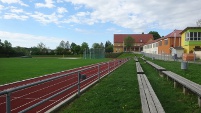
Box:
[141,57,146,61]
[146,61,166,71]
[162,71,201,107]
[134,56,139,62]
[137,74,165,113]
[136,62,144,74]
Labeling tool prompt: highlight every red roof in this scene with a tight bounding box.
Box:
[143,30,182,45]
[164,30,182,38]
[114,34,153,43]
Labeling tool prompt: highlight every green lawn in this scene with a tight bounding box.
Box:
[57,59,141,113]
[0,57,109,85]
[139,59,201,113]
[147,58,201,85]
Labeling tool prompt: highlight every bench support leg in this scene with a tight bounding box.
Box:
[174,81,178,88]
[159,71,164,77]
[167,76,169,81]
[183,86,188,95]
[198,97,201,107]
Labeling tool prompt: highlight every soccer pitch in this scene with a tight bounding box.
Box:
[0,57,109,85]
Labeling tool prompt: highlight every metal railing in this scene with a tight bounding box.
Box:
[0,59,128,113]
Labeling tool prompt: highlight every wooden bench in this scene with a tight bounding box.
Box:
[146,61,166,77]
[141,57,146,61]
[162,71,201,107]
[136,62,144,74]
[137,74,165,113]
[134,56,139,62]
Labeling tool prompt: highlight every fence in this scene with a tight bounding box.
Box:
[142,52,201,63]
[83,48,105,59]
[0,59,128,113]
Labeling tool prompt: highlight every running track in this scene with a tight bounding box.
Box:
[0,59,128,113]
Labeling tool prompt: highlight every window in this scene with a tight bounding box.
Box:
[156,42,158,47]
[159,40,162,46]
[186,32,189,41]
[190,32,194,40]
[186,32,201,41]
[194,32,198,40]
[198,32,201,40]
[164,39,168,45]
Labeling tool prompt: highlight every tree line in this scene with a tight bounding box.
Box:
[0,39,113,57]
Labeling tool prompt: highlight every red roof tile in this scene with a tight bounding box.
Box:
[114,34,153,43]
[143,30,182,45]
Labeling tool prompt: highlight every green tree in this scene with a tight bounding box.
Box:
[70,42,77,54]
[105,41,113,53]
[81,42,89,54]
[37,42,47,54]
[75,45,81,54]
[148,31,161,40]
[124,36,134,52]
[92,43,100,49]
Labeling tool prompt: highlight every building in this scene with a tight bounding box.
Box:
[143,30,182,54]
[113,34,153,53]
[143,27,201,59]
[180,27,201,53]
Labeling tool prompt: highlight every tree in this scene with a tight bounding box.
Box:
[37,42,47,54]
[75,45,81,54]
[105,41,113,53]
[65,41,70,50]
[124,36,134,52]
[92,43,101,49]
[148,31,161,40]
[59,40,65,48]
[196,19,201,27]
[70,42,77,54]
[81,42,89,54]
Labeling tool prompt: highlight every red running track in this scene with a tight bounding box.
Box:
[0,59,128,113]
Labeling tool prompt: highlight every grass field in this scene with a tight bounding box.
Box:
[57,58,141,113]
[139,58,201,113]
[0,57,109,85]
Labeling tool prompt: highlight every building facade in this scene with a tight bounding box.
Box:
[181,27,201,53]
[113,34,153,53]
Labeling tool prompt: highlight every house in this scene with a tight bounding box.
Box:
[143,30,182,55]
[113,34,153,53]
[180,27,201,53]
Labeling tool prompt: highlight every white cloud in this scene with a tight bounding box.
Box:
[35,0,55,8]
[106,28,122,33]
[63,0,201,32]
[9,6,24,13]
[30,12,61,24]
[0,31,64,49]
[57,7,68,14]
[3,13,29,20]
[0,0,28,7]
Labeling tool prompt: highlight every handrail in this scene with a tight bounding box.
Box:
[0,58,128,113]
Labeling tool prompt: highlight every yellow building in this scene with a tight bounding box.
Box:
[180,27,201,53]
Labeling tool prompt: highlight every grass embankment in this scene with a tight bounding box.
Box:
[148,58,201,85]
[57,59,141,113]
[0,58,109,85]
[139,58,201,113]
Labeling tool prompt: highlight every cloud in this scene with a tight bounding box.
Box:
[3,13,29,20]
[57,7,68,14]
[30,12,61,24]
[106,28,122,33]
[9,6,24,13]
[0,5,4,12]
[63,0,201,32]
[0,0,28,7]
[35,0,55,8]
[0,31,64,49]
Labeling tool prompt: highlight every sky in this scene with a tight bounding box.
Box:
[0,0,201,49]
